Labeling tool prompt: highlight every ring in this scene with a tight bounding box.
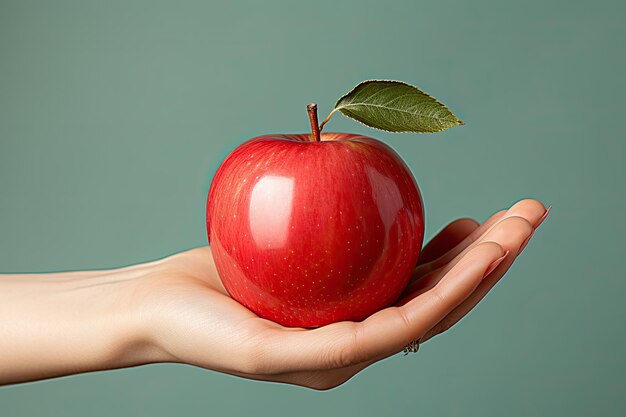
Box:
[402,338,421,355]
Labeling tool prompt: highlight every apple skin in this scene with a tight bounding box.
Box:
[206,132,424,328]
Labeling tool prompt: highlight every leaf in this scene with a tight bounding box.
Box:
[331,80,464,133]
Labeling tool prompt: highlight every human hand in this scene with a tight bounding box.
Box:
[0,199,548,388]
[138,199,549,390]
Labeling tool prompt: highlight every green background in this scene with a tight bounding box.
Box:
[1,0,624,416]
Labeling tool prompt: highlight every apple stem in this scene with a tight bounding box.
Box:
[307,104,321,142]
[319,109,336,132]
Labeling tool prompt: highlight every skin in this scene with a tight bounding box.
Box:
[0,199,548,390]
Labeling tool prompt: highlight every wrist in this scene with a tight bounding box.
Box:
[0,264,168,384]
[84,263,174,369]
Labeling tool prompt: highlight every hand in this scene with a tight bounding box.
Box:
[139,199,549,390]
[0,199,548,388]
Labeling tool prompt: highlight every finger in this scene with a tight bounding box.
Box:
[401,216,533,301]
[420,256,513,344]
[431,199,545,266]
[222,220,530,389]
[421,225,536,343]
[406,210,506,289]
[260,241,504,373]
[411,199,546,281]
[418,218,479,265]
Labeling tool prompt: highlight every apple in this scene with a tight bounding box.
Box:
[206,106,424,327]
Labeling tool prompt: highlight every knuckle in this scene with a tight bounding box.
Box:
[396,307,413,332]
[335,340,358,369]
[237,336,270,375]
[330,324,362,368]
[429,286,449,307]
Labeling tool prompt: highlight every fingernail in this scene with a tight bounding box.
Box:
[483,251,509,279]
[534,206,551,229]
[517,231,534,255]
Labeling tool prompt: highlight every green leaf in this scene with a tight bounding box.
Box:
[331,80,464,133]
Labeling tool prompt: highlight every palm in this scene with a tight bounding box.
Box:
[146,199,548,389]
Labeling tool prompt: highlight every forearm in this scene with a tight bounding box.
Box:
[0,266,161,385]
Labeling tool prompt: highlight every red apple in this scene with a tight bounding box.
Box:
[206,131,424,327]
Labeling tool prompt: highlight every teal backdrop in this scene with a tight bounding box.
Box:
[1,0,625,416]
